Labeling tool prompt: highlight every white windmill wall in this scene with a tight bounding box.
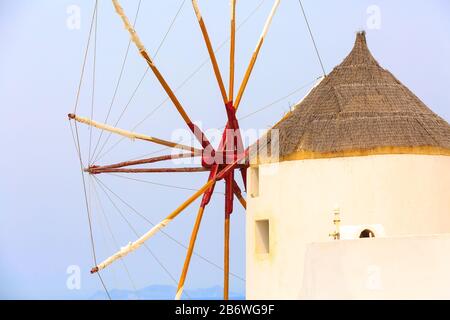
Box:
[245,154,450,299]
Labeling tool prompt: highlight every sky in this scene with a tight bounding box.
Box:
[0,0,449,300]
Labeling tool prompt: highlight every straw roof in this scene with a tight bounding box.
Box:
[254,31,450,163]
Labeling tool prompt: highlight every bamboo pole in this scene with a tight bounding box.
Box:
[234,0,280,111]
[89,153,199,171]
[112,0,210,148]
[91,149,249,274]
[69,114,201,154]
[229,0,236,103]
[191,0,228,105]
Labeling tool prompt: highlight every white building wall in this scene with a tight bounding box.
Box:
[301,234,450,299]
[246,154,450,299]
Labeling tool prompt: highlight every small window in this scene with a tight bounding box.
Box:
[360,229,375,238]
[255,219,269,254]
[250,167,260,198]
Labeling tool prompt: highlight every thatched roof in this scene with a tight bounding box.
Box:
[254,31,450,163]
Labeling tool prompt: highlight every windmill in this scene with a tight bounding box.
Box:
[68,0,281,300]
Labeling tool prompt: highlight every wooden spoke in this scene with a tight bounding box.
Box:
[175,204,206,300]
[229,0,237,103]
[88,153,199,171]
[88,167,210,175]
[69,114,202,154]
[234,0,280,111]
[112,0,210,148]
[191,0,228,105]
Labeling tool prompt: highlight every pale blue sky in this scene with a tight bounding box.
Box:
[1,0,449,299]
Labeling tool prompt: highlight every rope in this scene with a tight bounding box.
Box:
[88,177,118,300]
[90,0,143,163]
[128,146,175,162]
[297,0,326,77]
[96,273,112,300]
[92,0,187,164]
[88,6,98,164]
[69,121,81,158]
[70,0,111,300]
[74,118,112,300]
[107,173,226,195]
[154,0,188,60]
[73,0,97,114]
[238,76,322,122]
[94,0,267,163]
[93,177,192,298]
[95,176,245,282]
[91,180,140,297]
[89,176,117,287]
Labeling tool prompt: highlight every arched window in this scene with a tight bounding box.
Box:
[359,229,375,238]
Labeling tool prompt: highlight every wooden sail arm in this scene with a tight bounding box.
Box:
[69,114,202,154]
[234,0,281,111]
[87,154,247,174]
[87,153,199,171]
[175,205,207,300]
[191,0,228,105]
[112,0,211,149]
[91,148,250,274]
[88,167,210,175]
